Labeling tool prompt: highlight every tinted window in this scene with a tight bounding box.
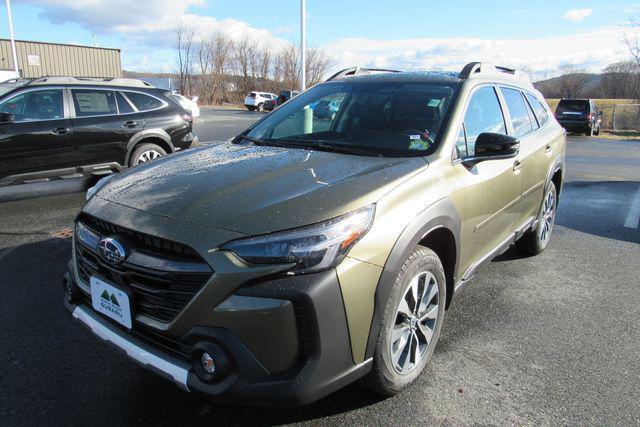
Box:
[524,96,539,130]
[525,93,549,126]
[462,86,506,155]
[556,100,588,114]
[72,89,117,117]
[124,92,163,111]
[116,92,135,113]
[0,89,63,122]
[248,80,459,157]
[501,87,534,138]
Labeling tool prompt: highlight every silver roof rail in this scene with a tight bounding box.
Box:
[459,62,531,85]
[27,76,155,88]
[326,66,401,81]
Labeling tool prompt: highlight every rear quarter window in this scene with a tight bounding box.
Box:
[123,91,164,111]
[525,93,550,127]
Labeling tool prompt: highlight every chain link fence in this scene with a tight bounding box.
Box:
[613,104,640,131]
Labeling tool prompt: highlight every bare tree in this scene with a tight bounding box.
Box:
[175,23,195,95]
[232,37,258,96]
[210,33,232,104]
[305,47,332,87]
[623,18,640,100]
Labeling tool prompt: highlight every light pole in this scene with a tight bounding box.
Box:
[300,0,306,91]
[6,0,19,78]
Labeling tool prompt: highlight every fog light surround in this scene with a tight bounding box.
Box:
[191,342,231,383]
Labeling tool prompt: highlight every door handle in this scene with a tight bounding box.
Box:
[51,127,70,135]
[513,159,523,172]
[123,121,139,128]
[545,144,553,155]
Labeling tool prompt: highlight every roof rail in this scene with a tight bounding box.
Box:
[459,62,531,84]
[26,76,155,88]
[326,66,401,81]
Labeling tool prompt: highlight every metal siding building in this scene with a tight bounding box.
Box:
[0,39,121,78]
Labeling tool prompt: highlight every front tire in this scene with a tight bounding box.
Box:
[257,103,264,112]
[361,246,446,396]
[516,181,557,255]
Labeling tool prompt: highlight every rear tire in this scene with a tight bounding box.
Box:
[246,106,254,111]
[516,182,557,256]
[129,143,167,167]
[360,246,446,396]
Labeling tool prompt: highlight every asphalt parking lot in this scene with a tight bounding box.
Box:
[1,110,639,425]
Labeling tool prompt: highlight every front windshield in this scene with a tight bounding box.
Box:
[246,79,460,157]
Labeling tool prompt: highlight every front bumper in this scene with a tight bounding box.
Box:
[64,258,371,406]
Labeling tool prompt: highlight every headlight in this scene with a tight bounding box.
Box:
[85,173,117,201]
[222,205,375,274]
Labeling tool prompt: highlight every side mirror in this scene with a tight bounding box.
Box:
[465,132,519,163]
[0,112,15,124]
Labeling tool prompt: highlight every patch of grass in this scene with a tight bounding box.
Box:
[599,130,640,140]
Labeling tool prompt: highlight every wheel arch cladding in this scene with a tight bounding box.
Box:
[126,131,174,164]
[364,197,461,360]
[551,167,563,198]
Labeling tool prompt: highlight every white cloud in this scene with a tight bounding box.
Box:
[563,9,593,21]
[22,0,290,53]
[19,1,628,75]
[323,27,628,76]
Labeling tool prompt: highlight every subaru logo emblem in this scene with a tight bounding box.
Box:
[97,237,127,264]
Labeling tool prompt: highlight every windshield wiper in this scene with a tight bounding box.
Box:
[239,135,268,145]
[272,138,382,157]
[311,141,382,157]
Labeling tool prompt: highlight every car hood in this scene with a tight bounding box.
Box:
[95,143,427,235]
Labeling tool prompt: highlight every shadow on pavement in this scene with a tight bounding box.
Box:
[556,181,640,244]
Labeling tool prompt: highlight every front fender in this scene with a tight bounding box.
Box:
[363,197,461,359]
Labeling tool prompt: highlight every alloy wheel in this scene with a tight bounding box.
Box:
[539,187,556,244]
[137,149,163,165]
[389,271,439,375]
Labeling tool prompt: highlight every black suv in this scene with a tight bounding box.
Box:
[555,98,601,136]
[0,77,198,186]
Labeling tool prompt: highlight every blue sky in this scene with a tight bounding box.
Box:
[1,0,638,75]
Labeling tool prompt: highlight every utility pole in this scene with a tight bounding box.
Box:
[92,34,97,47]
[6,0,19,78]
[300,0,306,91]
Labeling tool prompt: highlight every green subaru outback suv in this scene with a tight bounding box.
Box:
[64,62,565,405]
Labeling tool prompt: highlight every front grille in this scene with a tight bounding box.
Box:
[75,214,213,324]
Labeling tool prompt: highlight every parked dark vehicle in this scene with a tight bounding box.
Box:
[313,99,341,119]
[0,76,198,186]
[263,99,277,112]
[555,98,601,136]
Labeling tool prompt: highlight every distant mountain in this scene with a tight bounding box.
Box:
[534,73,603,98]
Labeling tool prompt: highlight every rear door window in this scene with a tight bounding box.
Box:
[461,86,507,156]
[501,87,534,138]
[71,89,117,117]
[123,91,164,111]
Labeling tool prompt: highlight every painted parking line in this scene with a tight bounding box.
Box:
[624,185,640,229]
